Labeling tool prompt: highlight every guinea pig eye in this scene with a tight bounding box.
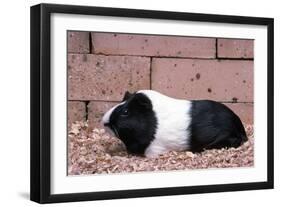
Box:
[121,109,129,117]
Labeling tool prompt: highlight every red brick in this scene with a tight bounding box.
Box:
[68,32,90,53]
[88,101,117,128]
[91,33,216,58]
[217,39,254,58]
[224,103,253,124]
[151,58,253,102]
[68,101,86,128]
[68,54,150,101]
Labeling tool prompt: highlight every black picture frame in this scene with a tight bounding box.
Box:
[30,3,274,204]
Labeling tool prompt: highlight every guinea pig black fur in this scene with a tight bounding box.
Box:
[102,90,247,157]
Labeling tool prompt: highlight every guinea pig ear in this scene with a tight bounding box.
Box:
[130,93,152,110]
[122,91,133,101]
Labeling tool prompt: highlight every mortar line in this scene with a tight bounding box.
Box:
[89,32,93,54]
[67,100,253,104]
[215,38,218,59]
[68,100,121,103]
[149,57,153,89]
[220,101,254,104]
[84,101,90,121]
[67,52,253,61]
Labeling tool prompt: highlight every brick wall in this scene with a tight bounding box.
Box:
[67,31,254,128]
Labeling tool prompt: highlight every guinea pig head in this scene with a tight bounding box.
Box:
[102,91,157,155]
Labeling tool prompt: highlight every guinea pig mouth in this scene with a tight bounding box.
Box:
[111,126,121,139]
[105,123,120,139]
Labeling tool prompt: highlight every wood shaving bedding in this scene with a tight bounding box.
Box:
[68,121,254,175]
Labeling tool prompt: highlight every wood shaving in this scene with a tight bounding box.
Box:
[68,121,254,175]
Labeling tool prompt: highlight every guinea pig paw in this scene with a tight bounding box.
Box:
[144,149,163,158]
[144,144,168,158]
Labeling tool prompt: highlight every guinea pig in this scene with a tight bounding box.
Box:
[102,90,247,158]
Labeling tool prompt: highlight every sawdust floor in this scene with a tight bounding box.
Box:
[68,122,254,175]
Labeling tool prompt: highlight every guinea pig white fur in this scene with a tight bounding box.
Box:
[102,90,247,158]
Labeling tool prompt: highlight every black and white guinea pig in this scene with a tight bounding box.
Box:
[102,90,247,157]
